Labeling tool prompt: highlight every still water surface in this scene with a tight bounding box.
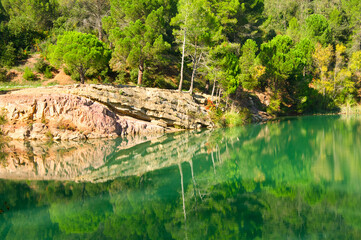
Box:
[1,115,361,239]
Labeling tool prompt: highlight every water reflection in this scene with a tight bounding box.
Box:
[1,115,361,239]
[0,130,213,182]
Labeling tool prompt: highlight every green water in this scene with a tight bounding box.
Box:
[1,115,361,239]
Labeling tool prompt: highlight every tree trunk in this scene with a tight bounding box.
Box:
[97,21,103,41]
[211,151,216,174]
[178,163,186,221]
[216,88,222,107]
[80,72,85,84]
[211,79,216,102]
[189,45,199,95]
[138,60,144,85]
[189,160,198,202]
[179,29,186,92]
[79,65,85,84]
[204,79,209,94]
[189,62,196,94]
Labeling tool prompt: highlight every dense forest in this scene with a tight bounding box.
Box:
[0,0,361,115]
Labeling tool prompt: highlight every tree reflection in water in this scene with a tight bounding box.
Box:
[1,115,361,239]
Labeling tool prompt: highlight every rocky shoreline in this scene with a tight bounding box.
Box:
[0,84,214,140]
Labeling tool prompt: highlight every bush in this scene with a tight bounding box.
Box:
[34,58,49,73]
[115,72,129,85]
[0,69,7,82]
[44,66,53,78]
[23,67,36,81]
[64,67,71,75]
[0,108,7,125]
[222,109,250,127]
[0,42,17,67]
[209,105,250,128]
[153,77,177,89]
[267,97,281,116]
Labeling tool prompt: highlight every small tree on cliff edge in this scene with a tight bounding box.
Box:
[48,31,110,84]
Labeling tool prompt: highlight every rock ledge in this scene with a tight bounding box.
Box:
[0,84,214,140]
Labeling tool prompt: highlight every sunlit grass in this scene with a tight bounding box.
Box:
[0,81,43,91]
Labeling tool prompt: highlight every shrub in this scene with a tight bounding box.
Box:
[34,58,49,73]
[0,42,17,67]
[64,67,71,75]
[115,72,128,85]
[152,76,177,89]
[267,97,281,116]
[23,67,36,81]
[44,66,53,78]
[57,120,76,131]
[0,114,6,125]
[0,69,7,82]
[0,108,7,125]
[222,109,250,127]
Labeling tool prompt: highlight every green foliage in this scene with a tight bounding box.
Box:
[0,69,7,82]
[172,0,219,92]
[220,50,240,94]
[34,58,49,73]
[23,67,36,81]
[304,14,332,45]
[110,6,170,85]
[2,0,58,31]
[259,35,295,91]
[222,108,250,127]
[205,42,240,95]
[152,76,177,89]
[209,104,250,127]
[258,35,316,113]
[239,39,261,90]
[286,17,300,41]
[0,0,360,114]
[263,0,298,34]
[44,66,53,78]
[267,96,281,116]
[328,7,350,44]
[0,42,16,66]
[0,109,7,125]
[48,31,110,83]
[349,51,361,74]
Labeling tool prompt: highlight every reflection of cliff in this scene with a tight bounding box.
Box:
[77,131,212,182]
[2,115,361,186]
[0,140,115,181]
[0,131,211,182]
[0,133,163,182]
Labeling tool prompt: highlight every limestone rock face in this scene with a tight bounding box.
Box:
[63,84,213,129]
[0,93,164,140]
[0,85,213,140]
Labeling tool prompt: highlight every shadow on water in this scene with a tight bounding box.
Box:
[1,114,361,239]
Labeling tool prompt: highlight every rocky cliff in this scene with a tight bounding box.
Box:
[0,84,213,140]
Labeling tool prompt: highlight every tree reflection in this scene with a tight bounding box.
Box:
[1,116,361,239]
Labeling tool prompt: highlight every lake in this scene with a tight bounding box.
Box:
[1,115,361,239]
